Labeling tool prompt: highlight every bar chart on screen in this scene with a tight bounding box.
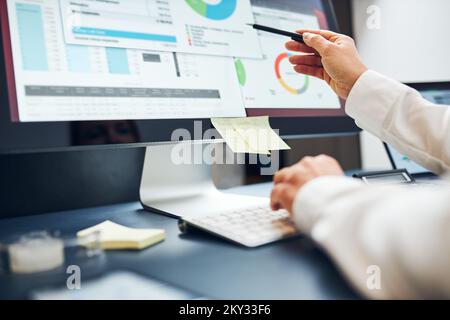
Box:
[15,2,49,71]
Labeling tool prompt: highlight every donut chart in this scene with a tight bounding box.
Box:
[275,53,309,95]
[185,0,237,21]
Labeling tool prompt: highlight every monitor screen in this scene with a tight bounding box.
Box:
[420,89,450,106]
[4,0,252,122]
[0,0,358,152]
[246,0,343,117]
[386,144,429,175]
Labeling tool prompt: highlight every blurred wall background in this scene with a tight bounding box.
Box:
[353,0,450,83]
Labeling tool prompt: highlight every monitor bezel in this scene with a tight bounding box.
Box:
[0,0,360,154]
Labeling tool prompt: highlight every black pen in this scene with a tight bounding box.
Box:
[247,23,304,43]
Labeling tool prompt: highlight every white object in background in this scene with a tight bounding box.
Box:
[359,130,392,171]
[8,232,64,274]
[33,271,204,300]
[352,0,450,83]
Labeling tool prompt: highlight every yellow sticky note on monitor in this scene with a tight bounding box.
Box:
[211,116,290,154]
[211,118,263,154]
[77,221,165,251]
[231,116,291,152]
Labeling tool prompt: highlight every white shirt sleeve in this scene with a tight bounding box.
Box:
[346,70,450,174]
[291,70,450,299]
[293,177,450,299]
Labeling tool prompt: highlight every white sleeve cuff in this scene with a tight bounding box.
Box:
[292,176,363,234]
[345,70,410,138]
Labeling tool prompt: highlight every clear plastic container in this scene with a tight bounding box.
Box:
[0,230,105,275]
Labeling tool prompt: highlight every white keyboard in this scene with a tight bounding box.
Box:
[178,205,301,247]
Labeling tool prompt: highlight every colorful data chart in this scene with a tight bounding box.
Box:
[275,53,309,95]
[185,0,237,21]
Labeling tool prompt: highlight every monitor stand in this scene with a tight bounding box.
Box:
[139,142,269,219]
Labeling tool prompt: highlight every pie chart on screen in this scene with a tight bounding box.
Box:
[275,52,309,95]
[185,0,237,21]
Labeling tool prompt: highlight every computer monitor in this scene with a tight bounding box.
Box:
[0,0,359,153]
[0,0,360,217]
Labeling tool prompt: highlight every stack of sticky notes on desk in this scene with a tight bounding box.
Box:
[77,220,165,250]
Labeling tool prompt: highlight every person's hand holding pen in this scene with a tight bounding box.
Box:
[286,29,368,99]
[271,29,368,215]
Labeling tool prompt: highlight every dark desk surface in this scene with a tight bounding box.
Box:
[0,183,358,299]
